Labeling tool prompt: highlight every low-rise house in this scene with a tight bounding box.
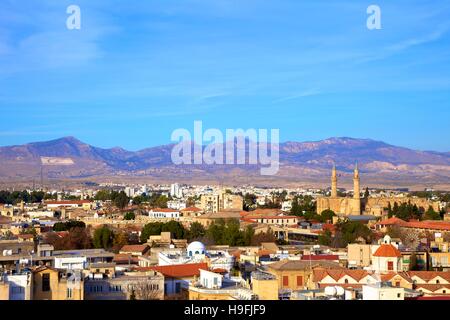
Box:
[145,262,208,300]
[148,208,180,220]
[32,266,84,300]
[266,259,344,297]
[0,271,32,300]
[84,270,164,300]
[188,269,255,300]
[119,244,150,257]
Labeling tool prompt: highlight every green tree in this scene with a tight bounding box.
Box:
[124,212,135,220]
[320,209,336,223]
[364,187,370,199]
[114,191,130,210]
[318,229,332,246]
[53,220,86,231]
[93,226,114,249]
[161,220,186,239]
[423,206,441,220]
[206,220,226,244]
[188,222,206,240]
[140,222,164,242]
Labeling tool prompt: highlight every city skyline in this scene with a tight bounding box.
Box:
[1,0,450,152]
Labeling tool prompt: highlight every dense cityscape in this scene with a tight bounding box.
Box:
[1,166,449,301]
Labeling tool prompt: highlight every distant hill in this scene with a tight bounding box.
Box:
[1,136,449,188]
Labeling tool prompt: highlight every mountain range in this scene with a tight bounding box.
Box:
[1,136,449,189]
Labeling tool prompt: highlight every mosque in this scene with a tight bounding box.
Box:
[316,164,442,217]
[316,164,362,216]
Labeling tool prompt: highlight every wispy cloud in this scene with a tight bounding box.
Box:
[272,88,321,103]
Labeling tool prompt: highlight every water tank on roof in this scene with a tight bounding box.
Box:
[324,286,337,296]
[335,286,345,296]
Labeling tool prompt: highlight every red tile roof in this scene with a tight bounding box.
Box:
[119,244,149,254]
[373,244,402,257]
[301,255,340,261]
[113,254,139,264]
[149,208,180,213]
[46,200,91,205]
[148,263,208,278]
[377,217,450,231]
[181,207,202,212]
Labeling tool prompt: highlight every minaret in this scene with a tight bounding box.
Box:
[331,164,337,198]
[353,162,360,199]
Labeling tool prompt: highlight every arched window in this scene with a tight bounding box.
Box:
[345,279,349,284]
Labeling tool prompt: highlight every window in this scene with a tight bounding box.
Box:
[387,261,394,271]
[175,282,181,293]
[395,281,400,287]
[296,276,303,287]
[42,273,50,292]
[436,280,440,284]
[282,276,289,287]
[344,279,349,284]
[397,293,401,298]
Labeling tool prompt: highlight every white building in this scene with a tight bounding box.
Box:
[54,256,87,270]
[170,183,183,199]
[158,242,234,272]
[371,236,403,273]
[199,269,223,289]
[148,208,180,220]
[124,187,135,198]
[3,273,32,300]
[167,200,187,210]
[281,200,293,212]
[362,284,404,300]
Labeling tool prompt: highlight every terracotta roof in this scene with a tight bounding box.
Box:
[376,217,407,226]
[46,200,91,205]
[113,254,139,264]
[149,262,208,278]
[149,208,179,212]
[268,260,343,271]
[373,244,402,257]
[181,207,202,212]
[301,255,339,261]
[405,220,450,231]
[313,268,371,282]
[240,209,284,217]
[415,284,450,292]
[244,215,299,220]
[119,244,149,254]
[408,271,450,282]
[377,217,450,231]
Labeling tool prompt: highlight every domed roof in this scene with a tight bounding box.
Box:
[187,241,206,254]
[373,244,401,257]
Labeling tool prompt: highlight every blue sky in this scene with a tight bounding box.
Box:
[0,0,449,151]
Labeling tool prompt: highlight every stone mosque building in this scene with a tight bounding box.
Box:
[316,164,441,217]
[316,164,362,216]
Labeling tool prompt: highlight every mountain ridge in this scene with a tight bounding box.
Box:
[0,136,449,187]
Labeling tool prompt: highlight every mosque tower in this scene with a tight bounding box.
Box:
[331,163,338,198]
[353,162,360,200]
